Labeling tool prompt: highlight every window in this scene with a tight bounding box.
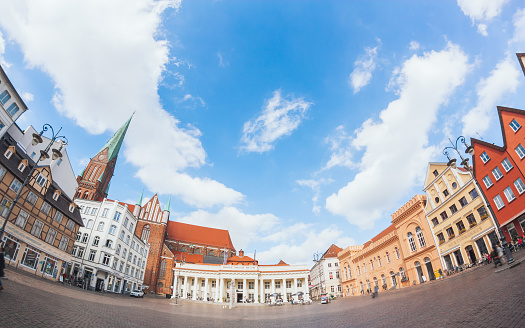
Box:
[7,103,19,116]
[482,175,493,188]
[128,224,133,233]
[456,220,466,233]
[17,162,26,172]
[53,211,63,224]
[77,247,84,258]
[407,232,417,252]
[370,260,374,271]
[102,254,111,265]
[125,235,130,245]
[0,90,11,104]
[81,233,88,243]
[58,236,69,251]
[133,255,137,264]
[93,236,100,246]
[105,239,113,248]
[97,222,105,231]
[71,246,78,256]
[15,210,30,228]
[516,144,525,159]
[434,197,440,204]
[112,259,118,270]
[141,225,150,242]
[395,247,400,259]
[45,229,57,244]
[437,233,445,242]
[123,217,129,228]
[109,225,117,235]
[458,197,468,208]
[449,204,458,215]
[492,167,503,180]
[76,232,81,241]
[477,206,489,220]
[52,191,60,201]
[275,281,281,288]
[114,212,121,222]
[40,202,51,215]
[378,256,382,267]
[88,250,96,261]
[102,208,109,217]
[399,267,406,279]
[503,187,516,202]
[116,244,121,255]
[501,158,513,172]
[91,207,98,215]
[480,151,490,163]
[31,219,44,238]
[514,178,525,194]
[0,166,6,180]
[430,218,438,227]
[452,182,457,189]
[443,189,449,197]
[65,219,74,231]
[26,192,38,205]
[9,179,22,193]
[386,252,391,263]
[466,214,476,226]
[85,207,91,214]
[440,211,448,221]
[264,281,270,289]
[446,227,455,238]
[509,118,521,132]
[36,173,47,187]
[416,227,426,247]
[469,188,479,200]
[159,259,167,278]
[433,170,439,177]
[493,194,505,210]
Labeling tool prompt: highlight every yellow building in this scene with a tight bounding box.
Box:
[338,195,442,296]
[423,163,499,270]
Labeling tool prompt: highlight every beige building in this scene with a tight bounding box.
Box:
[423,163,499,270]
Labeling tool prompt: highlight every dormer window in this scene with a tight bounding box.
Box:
[509,119,521,132]
[4,146,14,159]
[69,203,75,212]
[36,173,47,188]
[432,170,439,177]
[480,151,490,164]
[53,190,61,201]
[18,160,28,172]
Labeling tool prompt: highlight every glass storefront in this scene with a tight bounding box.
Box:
[40,256,58,277]
[3,236,20,262]
[21,246,40,270]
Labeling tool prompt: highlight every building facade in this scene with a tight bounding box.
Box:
[174,251,310,304]
[71,198,149,293]
[423,163,498,270]
[0,65,27,137]
[0,125,82,281]
[309,244,343,299]
[338,195,442,296]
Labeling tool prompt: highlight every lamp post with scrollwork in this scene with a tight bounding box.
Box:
[0,124,67,242]
[442,136,514,265]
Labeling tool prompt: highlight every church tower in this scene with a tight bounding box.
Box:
[75,115,132,201]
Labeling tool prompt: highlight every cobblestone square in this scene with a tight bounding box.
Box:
[1,257,524,328]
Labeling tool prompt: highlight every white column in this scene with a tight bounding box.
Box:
[219,278,224,302]
[254,277,259,303]
[204,278,209,301]
[260,279,265,302]
[242,278,247,302]
[294,277,298,295]
[283,278,287,302]
[183,276,188,299]
[231,278,235,302]
[192,277,198,300]
[303,276,308,297]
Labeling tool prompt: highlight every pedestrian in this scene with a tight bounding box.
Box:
[422,275,427,283]
[374,285,379,298]
[496,244,504,264]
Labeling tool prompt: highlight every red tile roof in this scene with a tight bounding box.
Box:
[227,255,257,265]
[322,244,343,259]
[171,250,203,264]
[362,223,396,248]
[166,221,235,250]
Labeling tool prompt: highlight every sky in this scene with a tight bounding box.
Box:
[0,0,524,266]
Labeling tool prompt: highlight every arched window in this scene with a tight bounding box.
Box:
[159,259,167,278]
[373,277,378,287]
[386,252,391,263]
[97,222,104,231]
[370,259,374,270]
[109,225,117,235]
[125,235,130,245]
[344,267,348,280]
[357,265,361,275]
[378,256,382,267]
[360,281,364,294]
[348,266,352,279]
[93,236,100,246]
[399,267,406,279]
[141,225,150,242]
[390,271,397,286]
[416,227,426,247]
[366,279,371,290]
[407,232,417,252]
[395,247,400,259]
[86,220,94,229]
[381,274,386,286]
[209,250,214,256]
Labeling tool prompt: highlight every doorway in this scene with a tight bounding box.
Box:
[95,278,104,292]
[424,258,435,280]
[237,293,243,303]
[453,250,464,266]
[465,245,476,264]
[443,255,453,270]
[415,261,424,283]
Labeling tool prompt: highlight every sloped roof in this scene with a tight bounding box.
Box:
[166,221,235,250]
[362,223,396,249]
[277,260,289,266]
[171,250,203,264]
[227,254,256,263]
[322,244,343,259]
[98,115,132,161]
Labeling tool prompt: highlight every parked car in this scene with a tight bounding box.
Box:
[321,296,329,304]
[130,290,144,298]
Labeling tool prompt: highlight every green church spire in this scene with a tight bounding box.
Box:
[99,114,133,161]
[164,196,171,212]
[137,190,144,206]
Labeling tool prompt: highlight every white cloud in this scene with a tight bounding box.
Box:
[461,56,520,137]
[326,43,471,229]
[510,8,525,44]
[409,41,420,51]
[240,89,312,153]
[21,92,34,102]
[0,30,9,68]
[217,52,227,67]
[297,178,333,215]
[457,0,509,36]
[0,0,244,208]
[349,41,381,94]
[179,93,205,107]
[322,125,356,170]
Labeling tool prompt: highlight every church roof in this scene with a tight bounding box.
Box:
[322,244,343,259]
[99,114,132,161]
[166,221,235,250]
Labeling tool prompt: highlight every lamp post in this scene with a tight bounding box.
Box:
[0,124,67,242]
[443,136,514,264]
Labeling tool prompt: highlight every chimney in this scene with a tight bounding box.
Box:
[239,249,244,257]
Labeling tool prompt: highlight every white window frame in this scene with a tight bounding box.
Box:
[492,167,503,180]
[514,178,525,194]
[40,202,51,215]
[9,179,22,193]
[509,118,521,132]
[501,158,513,172]
[482,175,493,188]
[15,210,30,228]
[493,194,505,210]
[407,232,417,252]
[30,219,44,238]
[516,144,525,159]
[36,173,47,187]
[93,236,100,246]
[26,191,38,205]
[97,222,105,231]
[480,151,490,163]
[65,219,75,231]
[503,186,516,202]
[45,228,57,245]
[88,250,96,262]
[53,211,63,224]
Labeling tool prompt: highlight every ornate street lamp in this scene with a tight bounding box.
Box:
[442,136,514,264]
[0,124,68,242]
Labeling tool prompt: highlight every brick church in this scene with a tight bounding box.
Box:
[75,115,237,295]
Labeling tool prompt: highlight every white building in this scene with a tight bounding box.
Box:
[309,244,343,299]
[173,251,310,303]
[0,65,28,137]
[71,198,149,293]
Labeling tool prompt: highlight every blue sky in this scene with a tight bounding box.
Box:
[0,0,524,265]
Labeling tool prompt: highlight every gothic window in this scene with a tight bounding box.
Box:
[395,247,400,259]
[159,259,167,278]
[407,232,417,252]
[141,225,150,242]
[416,227,426,247]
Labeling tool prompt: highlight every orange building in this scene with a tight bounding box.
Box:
[338,195,442,296]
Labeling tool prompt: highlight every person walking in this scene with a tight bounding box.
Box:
[374,285,379,298]
[496,245,505,264]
